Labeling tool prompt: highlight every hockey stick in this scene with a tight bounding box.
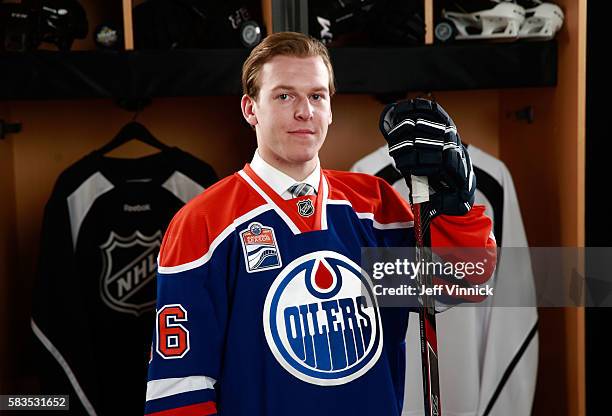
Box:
[410,175,441,416]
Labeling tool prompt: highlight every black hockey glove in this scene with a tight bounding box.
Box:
[379,98,476,219]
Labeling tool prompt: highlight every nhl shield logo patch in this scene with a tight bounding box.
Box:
[99,230,162,316]
[240,222,282,273]
[297,199,314,217]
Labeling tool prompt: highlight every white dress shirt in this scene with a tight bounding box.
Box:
[250,150,320,200]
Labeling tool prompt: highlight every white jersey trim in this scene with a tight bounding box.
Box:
[158,204,273,274]
[320,175,330,230]
[162,171,205,204]
[31,319,98,416]
[327,199,414,230]
[146,375,216,402]
[67,171,114,250]
[238,170,301,235]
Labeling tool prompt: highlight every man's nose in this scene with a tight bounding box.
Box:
[295,97,314,121]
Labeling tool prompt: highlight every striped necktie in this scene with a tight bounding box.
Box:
[288,183,316,198]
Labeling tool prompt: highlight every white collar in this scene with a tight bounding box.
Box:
[250,150,320,197]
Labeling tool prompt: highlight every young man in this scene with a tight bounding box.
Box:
[144,32,496,416]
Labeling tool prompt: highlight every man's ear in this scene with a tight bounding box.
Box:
[241,94,258,127]
[329,109,333,125]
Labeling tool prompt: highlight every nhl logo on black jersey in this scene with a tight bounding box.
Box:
[263,251,383,385]
[99,230,162,316]
[296,199,314,217]
[240,222,282,273]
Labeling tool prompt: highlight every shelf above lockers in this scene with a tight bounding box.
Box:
[332,41,557,93]
[0,40,557,100]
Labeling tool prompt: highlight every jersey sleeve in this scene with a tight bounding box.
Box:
[375,179,497,305]
[144,206,230,416]
[429,205,498,307]
[375,177,496,254]
[431,205,497,277]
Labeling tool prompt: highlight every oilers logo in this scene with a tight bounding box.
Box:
[263,251,383,386]
[240,222,282,273]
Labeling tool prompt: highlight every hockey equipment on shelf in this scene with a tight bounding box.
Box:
[0,0,87,51]
[309,0,376,45]
[94,22,122,50]
[309,0,424,46]
[435,0,525,43]
[37,0,88,50]
[518,0,564,40]
[239,20,262,47]
[0,1,39,51]
[211,3,264,48]
[133,0,208,49]
[369,0,425,46]
[133,0,264,49]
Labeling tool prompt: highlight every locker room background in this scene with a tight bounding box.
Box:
[0,0,590,414]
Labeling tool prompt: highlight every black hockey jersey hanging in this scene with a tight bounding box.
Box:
[31,147,218,415]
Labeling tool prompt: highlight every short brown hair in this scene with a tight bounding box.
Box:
[241,32,336,100]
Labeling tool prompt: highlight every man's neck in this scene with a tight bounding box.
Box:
[257,151,317,182]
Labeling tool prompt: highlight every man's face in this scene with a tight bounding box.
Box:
[242,55,333,171]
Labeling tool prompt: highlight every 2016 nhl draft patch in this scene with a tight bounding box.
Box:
[240,222,282,273]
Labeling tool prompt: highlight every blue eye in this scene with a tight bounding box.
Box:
[278,94,289,100]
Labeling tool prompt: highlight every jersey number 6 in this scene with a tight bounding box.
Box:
[156,304,190,359]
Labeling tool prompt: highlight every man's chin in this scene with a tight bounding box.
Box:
[285,156,317,168]
[283,146,318,163]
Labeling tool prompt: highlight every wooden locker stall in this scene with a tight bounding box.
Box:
[0,0,585,414]
[498,0,586,414]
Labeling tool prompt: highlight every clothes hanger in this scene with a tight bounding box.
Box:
[97,111,171,155]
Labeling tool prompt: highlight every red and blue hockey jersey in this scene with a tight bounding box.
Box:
[144,164,496,416]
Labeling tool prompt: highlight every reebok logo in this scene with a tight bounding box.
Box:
[124,204,151,212]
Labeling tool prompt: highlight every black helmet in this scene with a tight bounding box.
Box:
[1,0,88,51]
[37,0,88,50]
[0,1,40,51]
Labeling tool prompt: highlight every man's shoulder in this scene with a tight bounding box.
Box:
[325,168,386,183]
[158,171,266,268]
[325,169,397,200]
[324,169,412,221]
[179,171,263,219]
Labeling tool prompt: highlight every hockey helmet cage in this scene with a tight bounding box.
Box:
[518,1,564,40]
[436,0,526,42]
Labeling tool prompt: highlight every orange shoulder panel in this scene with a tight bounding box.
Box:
[325,170,413,224]
[159,173,266,267]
